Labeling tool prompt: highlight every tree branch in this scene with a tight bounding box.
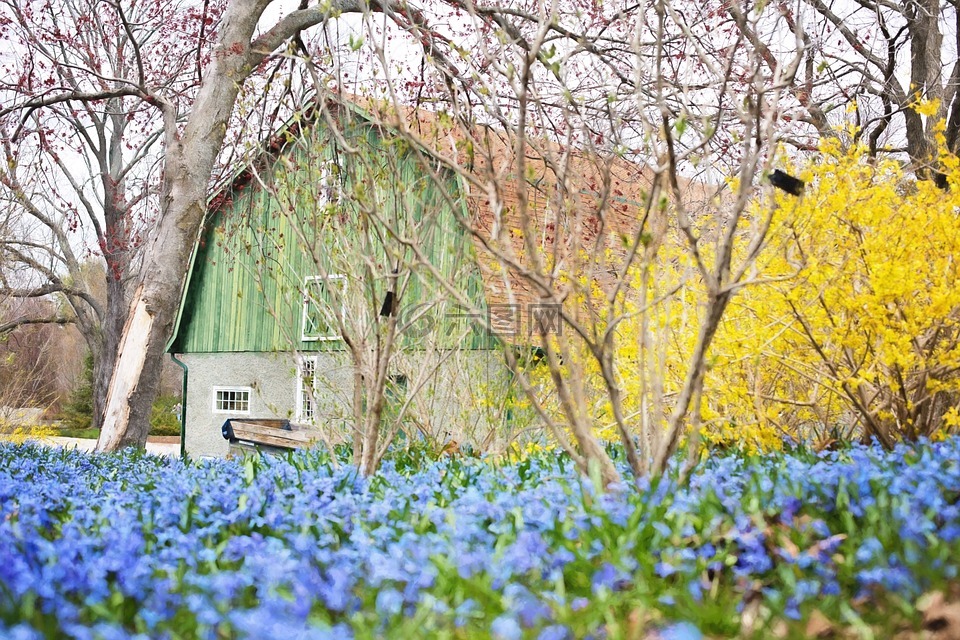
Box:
[0,316,72,336]
[248,0,370,69]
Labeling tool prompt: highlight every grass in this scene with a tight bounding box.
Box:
[49,393,183,440]
[52,427,101,439]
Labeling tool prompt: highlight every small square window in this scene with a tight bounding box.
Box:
[213,387,251,414]
[301,275,346,341]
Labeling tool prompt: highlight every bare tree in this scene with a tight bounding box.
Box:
[335,0,809,483]
[0,0,467,449]
[0,297,66,413]
[721,0,960,171]
[222,100,487,475]
[0,0,221,429]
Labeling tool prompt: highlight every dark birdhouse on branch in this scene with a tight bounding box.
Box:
[380,267,399,317]
[769,169,804,196]
[379,290,396,317]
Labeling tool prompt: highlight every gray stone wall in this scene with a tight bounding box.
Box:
[179,352,297,458]
[178,349,512,458]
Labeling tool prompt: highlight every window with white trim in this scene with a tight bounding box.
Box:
[213,387,251,414]
[301,275,346,341]
[296,356,318,423]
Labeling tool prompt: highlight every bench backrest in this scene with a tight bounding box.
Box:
[221,418,322,450]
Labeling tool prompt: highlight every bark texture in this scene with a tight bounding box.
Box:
[98,0,365,450]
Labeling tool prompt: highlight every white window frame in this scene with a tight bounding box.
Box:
[212,386,252,415]
[300,274,346,342]
[296,355,320,423]
[319,160,341,205]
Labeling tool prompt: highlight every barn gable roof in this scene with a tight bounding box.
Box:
[168,94,680,351]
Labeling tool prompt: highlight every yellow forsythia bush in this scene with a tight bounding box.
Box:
[704,133,960,447]
[523,126,959,453]
[0,422,57,444]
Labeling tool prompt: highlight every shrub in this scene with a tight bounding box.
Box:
[0,422,56,443]
[537,127,960,452]
[149,394,182,437]
[707,129,960,447]
[58,351,94,431]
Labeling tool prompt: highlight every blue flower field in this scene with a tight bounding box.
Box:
[1,439,959,638]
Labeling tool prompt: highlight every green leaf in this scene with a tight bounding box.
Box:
[675,116,688,137]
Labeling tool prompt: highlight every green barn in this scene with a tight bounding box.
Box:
[167,100,511,458]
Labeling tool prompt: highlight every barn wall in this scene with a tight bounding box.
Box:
[180,350,511,458]
[179,352,301,458]
[173,118,486,355]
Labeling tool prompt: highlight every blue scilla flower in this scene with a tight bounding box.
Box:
[795,553,815,569]
[502,530,548,575]
[592,562,632,594]
[660,621,702,640]
[538,624,572,640]
[855,537,883,563]
[231,609,352,640]
[375,587,404,617]
[454,599,478,627]
[688,579,704,602]
[780,496,803,524]
[517,597,552,627]
[733,544,772,576]
[0,623,44,640]
[784,596,802,620]
[810,519,832,537]
[491,614,523,640]
[318,564,355,612]
[655,561,677,578]
[502,583,552,627]
[856,562,919,597]
[455,548,488,578]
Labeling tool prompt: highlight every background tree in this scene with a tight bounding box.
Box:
[718,0,960,173]
[0,297,74,414]
[303,0,808,482]
[0,0,227,429]
[0,0,355,447]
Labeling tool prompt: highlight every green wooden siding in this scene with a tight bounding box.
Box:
[172,113,489,354]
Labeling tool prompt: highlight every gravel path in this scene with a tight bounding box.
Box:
[38,437,181,457]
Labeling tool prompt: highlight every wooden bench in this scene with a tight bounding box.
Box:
[221,418,322,451]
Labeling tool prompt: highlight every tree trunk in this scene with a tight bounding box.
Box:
[96,0,267,450]
[91,274,128,429]
[902,0,943,172]
[352,366,364,462]
[359,328,397,476]
[652,291,731,475]
[96,284,169,448]
[91,346,110,431]
[93,113,136,431]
